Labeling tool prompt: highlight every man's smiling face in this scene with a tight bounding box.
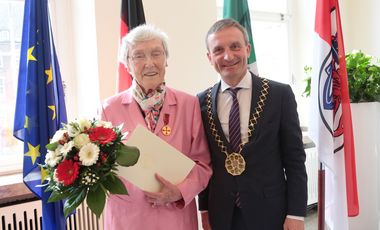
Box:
[206,26,251,85]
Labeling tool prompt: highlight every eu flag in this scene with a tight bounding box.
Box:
[13,0,67,229]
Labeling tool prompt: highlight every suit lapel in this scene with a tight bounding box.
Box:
[210,82,231,148]
[248,72,265,143]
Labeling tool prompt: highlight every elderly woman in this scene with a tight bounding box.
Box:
[99,24,212,230]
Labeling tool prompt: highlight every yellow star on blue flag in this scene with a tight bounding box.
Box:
[48,105,56,120]
[25,143,41,164]
[45,65,52,84]
[27,46,37,61]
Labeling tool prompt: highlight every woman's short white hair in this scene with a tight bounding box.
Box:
[119,24,169,67]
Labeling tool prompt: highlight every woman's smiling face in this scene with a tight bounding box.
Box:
[127,38,167,92]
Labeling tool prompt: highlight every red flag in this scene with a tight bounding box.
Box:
[118,0,146,92]
[334,0,359,217]
[310,0,359,227]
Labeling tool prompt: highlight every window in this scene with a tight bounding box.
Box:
[216,0,291,84]
[0,0,24,176]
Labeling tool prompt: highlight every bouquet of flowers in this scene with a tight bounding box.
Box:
[42,118,139,217]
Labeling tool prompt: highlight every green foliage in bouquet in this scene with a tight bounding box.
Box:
[303,50,380,102]
[41,119,139,218]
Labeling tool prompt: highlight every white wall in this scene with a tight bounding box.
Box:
[288,0,316,127]
[143,0,217,95]
[93,0,119,101]
[340,0,380,57]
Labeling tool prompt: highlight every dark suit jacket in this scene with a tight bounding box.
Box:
[198,73,308,230]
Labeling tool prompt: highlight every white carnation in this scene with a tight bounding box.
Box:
[67,123,80,137]
[77,118,92,131]
[97,120,113,128]
[45,149,62,167]
[73,133,90,149]
[51,130,67,143]
[78,143,100,166]
[60,141,74,157]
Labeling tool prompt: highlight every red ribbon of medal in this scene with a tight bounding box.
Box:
[161,113,171,136]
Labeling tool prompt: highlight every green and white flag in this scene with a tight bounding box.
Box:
[224,0,258,75]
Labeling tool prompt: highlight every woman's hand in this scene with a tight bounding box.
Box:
[144,173,182,207]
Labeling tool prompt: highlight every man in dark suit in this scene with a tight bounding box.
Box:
[197,19,308,230]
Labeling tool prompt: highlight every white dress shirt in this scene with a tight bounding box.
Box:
[217,71,252,143]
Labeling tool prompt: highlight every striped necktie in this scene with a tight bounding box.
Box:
[227,88,241,153]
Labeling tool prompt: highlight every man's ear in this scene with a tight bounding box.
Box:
[207,52,212,63]
[246,43,251,58]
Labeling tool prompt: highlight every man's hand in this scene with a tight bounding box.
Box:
[143,174,182,207]
[283,217,304,230]
[201,211,212,230]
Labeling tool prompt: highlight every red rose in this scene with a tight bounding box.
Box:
[56,159,80,186]
[88,126,117,145]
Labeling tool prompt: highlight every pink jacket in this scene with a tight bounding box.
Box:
[100,87,212,230]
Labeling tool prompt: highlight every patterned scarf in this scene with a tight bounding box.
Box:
[132,80,166,132]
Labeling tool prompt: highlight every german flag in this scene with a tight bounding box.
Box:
[118,0,146,92]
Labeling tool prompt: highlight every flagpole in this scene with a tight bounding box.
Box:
[318,162,325,230]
